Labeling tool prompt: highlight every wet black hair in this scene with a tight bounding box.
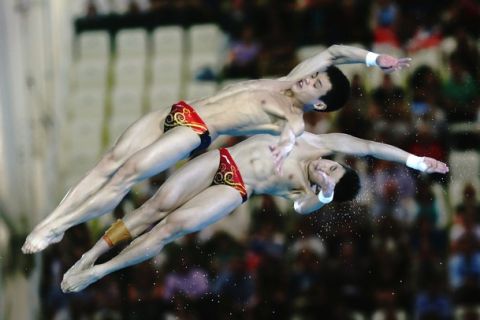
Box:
[319,66,351,112]
[332,165,361,202]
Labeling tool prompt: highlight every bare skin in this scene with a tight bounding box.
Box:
[60,132,448,292]
[22,45,411,254]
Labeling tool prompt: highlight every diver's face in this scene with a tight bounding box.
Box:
[308,159,346,185]
[291,72,332,107]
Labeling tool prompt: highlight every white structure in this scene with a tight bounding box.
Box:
[0,0,75,318]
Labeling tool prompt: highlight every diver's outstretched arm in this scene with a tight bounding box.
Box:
[302,132,449,174]
[282,44,411,81]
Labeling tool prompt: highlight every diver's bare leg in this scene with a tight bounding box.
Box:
[46,110,165,225]
[22,111,165,253]
[23,126,202,253]
[65,151,220,274]
[62,185,244,292]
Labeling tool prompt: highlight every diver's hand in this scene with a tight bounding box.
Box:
[377,55,411,73]
[421,157,449,174]
[406,155,449,174]
[269,143,292,175]
[314,171,335,198]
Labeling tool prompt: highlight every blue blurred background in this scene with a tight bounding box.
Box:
[0,0,479,319]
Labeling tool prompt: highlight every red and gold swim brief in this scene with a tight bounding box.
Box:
[213,148,248,203]
[164,101,211,152]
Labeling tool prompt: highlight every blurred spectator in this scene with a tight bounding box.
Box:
[371,0,401,47]
[414,178,442,226]
[249,222,285,260]
[409,66,443,116]
[414,280,453,320]
[371,161,416,223]
[162,255,209,301]
[127,262,162,318]
[82,0,111,16]
[371,215,412,309]
[250,196,286,235]
[373,0,398,28]
[395,0,444,45]
[450,27,480,79]
[411,215,448,289]
[371,79,411,147]
[445,0,480,38]
[336,74,372,139]
[454,274,480,307]
[442,53,479,123]
[331,240,372,313]
[449,222,480,290]
[210,256,255,317]
[220,0,258,36]
[450,204,480,247]
[253,256,289,319]
[91,277,122,319]
[41,247,74,319]
[260,15,296,77]
[289,248,330,319]
[290,233,327,260]
[223,24,261,79]
[372,74,404,110]
[327,0,370,45]
[411,214,447,260]
[85,0,98,16]
[111,0,150,14]
[291,0,328,45]
[204,231,243,272]
[304,111,334,134]
[372,285,409,320]
[406,22,442,53]
[455,183,480,222]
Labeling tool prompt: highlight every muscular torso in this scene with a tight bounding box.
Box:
[167,79,300,137]
[227,134,328,201]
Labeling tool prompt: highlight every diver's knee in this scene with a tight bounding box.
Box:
[113,161,140,183]
[96,151,122,175]
[152,185,183,211]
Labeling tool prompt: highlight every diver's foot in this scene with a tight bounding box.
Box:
[64,254,96,279]
[61,268,101,293]
[21,227,64,254]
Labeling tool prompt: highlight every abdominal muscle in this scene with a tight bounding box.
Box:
[229,137,307,198]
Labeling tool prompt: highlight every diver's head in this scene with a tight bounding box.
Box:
[292,66,350,112]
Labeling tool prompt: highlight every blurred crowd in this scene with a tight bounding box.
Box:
[37,0,480,319]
